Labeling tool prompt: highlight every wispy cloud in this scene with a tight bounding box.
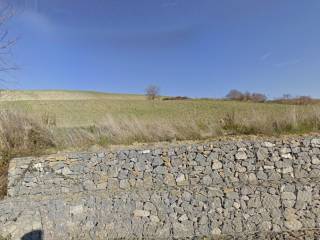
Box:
[274,59,301,68]
[20,11,55,34]
[102,25,202,49]
[13,1,56,35]
[260,52,272,61]
[162,0,178,8]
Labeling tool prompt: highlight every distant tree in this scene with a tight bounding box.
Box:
[243,91,251,101]
[226,89,267,102]
[145,85,160,100]
[297,96,313,105]
[226,89,243,101]
[251,93,267,102]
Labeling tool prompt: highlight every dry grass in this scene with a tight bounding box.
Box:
[50,114,220,148]
[0,110,55,198]
[0,110,55,155]
[0,161,8,199]
[51,107,320,148]
[221,106,320,135]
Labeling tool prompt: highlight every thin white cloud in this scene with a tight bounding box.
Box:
[260,52,272,61]
[274,59,301,68]
[18,10,55,35]
[162,0,178,8]
[12,0,55,35]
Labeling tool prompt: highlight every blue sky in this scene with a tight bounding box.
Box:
[5,0,320,98]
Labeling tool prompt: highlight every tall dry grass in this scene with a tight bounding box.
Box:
[52,108,320,148]
[0,110,55,155]
[221,106,320,135]
[1,107,320,152]
[95,115,221,144]
[0,110,55,198]
[52,115,221,148]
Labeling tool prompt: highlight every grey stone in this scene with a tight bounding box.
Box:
[4,137,320,239]
[164,173,176,186]
[202,175,212,185]
[264,142,275,148]
[311,156,320,164]
[173,221,194,238]
[133,209,150,217]
[119,179,130,189]
[195,154,207,166]
[260,221,272,232]
[295,189,312,209]
[135,161,145,171]
[284,219,303,231]
[176,174,186,185]
[236,151,247,160]
[311,138,320,147]
[281,192,296,200]
[248,173,258,184]
[263,194,281,209]
[154,166,167,174]
[152,157,164,167]
[212,161,223,170]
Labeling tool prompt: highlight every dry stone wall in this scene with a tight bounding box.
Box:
[1,137,320,239]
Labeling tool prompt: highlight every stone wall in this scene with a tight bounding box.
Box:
[1,137,320,239]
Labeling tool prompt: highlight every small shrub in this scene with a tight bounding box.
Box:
[273,96,317,105]
[162,96,190,101]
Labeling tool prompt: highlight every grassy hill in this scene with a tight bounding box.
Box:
[0,90,320,148]
[0,90,145,101]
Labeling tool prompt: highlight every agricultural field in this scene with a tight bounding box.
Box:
[0,90,316,127]
[0,90,319,149]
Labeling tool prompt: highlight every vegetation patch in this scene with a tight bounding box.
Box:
[0,110,55,198]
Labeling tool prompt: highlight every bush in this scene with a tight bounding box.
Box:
[162,96,190,101]
[226,89,244,101]
[225,90,267,102]
[251,93,267,102]
[273,96,316,105]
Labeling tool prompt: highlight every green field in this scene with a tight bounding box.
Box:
[1,90,320,149]
[0,90,313,126]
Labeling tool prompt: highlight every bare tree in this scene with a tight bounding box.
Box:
[0,2,17,80]
[145,85,160,100]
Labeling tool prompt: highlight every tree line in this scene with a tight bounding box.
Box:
[145,86,316,105]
